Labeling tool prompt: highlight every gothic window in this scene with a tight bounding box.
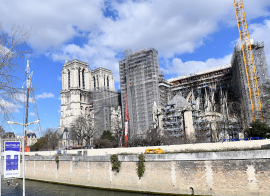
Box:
[68,70,70,88]
[85,107,88,115]
[93,77,96,90]
[82,70,85,89]
[107,76,109,89]
[104,76,106,89]
[78,68,81,87]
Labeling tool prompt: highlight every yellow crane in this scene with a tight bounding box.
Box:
[233,0,264,122]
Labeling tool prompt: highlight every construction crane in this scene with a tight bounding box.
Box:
[23,60,41,151]
[124,79,129,147]
[233,0,264,122]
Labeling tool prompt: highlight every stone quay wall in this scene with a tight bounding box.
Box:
[23,150,270,196]
[26,139,270,156]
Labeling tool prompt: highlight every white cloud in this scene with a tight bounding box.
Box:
[163,54,232,78]
[163,18,270,80]
[2,0,269,54]
[0,100,22,113]
[29,112,35,116]
[45,1,270,81]
[57,76,62,82]
[0,0,105,51]
[36,92,55,99]
[1,0,270,81]
[15,93,33,103]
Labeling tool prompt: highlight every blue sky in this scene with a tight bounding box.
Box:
[1,0,270,136]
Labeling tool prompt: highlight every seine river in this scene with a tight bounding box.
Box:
[1,179,165,196]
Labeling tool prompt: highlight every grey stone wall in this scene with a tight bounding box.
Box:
[23,150,270,196]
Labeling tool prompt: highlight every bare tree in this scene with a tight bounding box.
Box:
[71,115,97,146]
[110,113,123,147]
[0,22,32,125]
[0,126,5,135]
[42,128,58,150]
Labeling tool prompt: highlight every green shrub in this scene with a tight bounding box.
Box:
[137,154,145,179]
[101,130,116,142]
[246,120,270,138]
[55,156,59,163]
[110,154,121,172]
[55,155,59,169]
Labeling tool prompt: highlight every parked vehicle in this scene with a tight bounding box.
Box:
[64,145,73,150]
[144,148,164,154]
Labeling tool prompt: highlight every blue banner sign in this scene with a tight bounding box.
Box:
[4,141,21,178]
[5,142,20,151]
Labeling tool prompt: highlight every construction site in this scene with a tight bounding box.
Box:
[119,1,270,142]
[57,0,269,144]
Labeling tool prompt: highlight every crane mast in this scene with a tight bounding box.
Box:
[24,60,41,151]
[233,0,264,122]
[24,61,31,152]
[124,79,129,147]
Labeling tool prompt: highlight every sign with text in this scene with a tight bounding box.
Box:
[4,141,20,178]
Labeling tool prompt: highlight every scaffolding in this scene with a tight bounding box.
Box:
[231,41,270,128]
[234,0,263,122]
[119,48,160,139]
[91,89,121,137]
[168,64,232,100]
[161,104,184,137]
[158,72,173,107]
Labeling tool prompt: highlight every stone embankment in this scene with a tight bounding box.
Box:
[26,139,270,156]
[24,149,270,196]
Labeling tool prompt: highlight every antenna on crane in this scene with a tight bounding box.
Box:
[233,0,264,122]
[124,79,129,147]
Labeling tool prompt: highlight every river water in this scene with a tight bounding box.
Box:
[0,179,166,196]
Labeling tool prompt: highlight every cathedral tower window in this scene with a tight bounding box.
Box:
[82,69,85,89]
[93,77,96,90]
[68,70,70,88]
[107,76,109,89]
[78,68,81,87]
[104,76,106,89]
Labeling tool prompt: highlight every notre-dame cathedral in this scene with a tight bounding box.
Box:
[58,59,122,140]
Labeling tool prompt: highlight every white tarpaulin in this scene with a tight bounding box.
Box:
[4,141,20,178]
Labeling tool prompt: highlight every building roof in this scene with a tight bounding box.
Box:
[64,59,88,67]
[92,67,112,74]
[167,63,231,83]
[168,94,190,108]
[27,133,37,138]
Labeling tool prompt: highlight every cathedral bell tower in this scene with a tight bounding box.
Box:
[60,60,92,129]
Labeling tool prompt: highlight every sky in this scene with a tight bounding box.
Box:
[0,0,270,136]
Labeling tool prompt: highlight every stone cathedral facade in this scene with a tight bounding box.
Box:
[59,59,121,139]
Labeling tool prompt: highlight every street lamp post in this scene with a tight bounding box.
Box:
[7,120,39,196]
